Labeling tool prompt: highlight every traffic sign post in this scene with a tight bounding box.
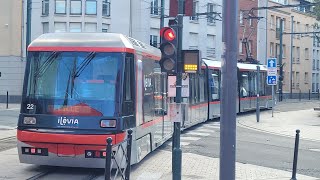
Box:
[267,58,277,118]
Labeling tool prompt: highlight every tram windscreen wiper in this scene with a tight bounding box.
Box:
[34,51,60,78]
[74,52,96,77]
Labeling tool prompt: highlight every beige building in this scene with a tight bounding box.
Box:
[267,0,319,96]
[290,6,314,94]
[267,0,291,93]
[0,0,24,102]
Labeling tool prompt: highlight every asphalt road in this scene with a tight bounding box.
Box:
[172,125,320,178]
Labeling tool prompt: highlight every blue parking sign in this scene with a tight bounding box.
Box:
[267,76,277,85]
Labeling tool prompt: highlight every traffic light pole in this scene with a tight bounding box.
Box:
[279,18,284,102]
[26,0,32,54]
[172,0,184,180]
[220,0,238,179]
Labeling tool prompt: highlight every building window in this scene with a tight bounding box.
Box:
[70,0,82,15]
[54,22,67,32]
[55,0,66,14]
[305,72,308,83]
[282,45,286,58]
[190,1,199,21]
[151,0,159,15]
[239,11,244,25]
[86,0,97,15]
[42,0,49,15]
[70,22,82,32]
[296,47,300,63]
[239,40,243,54]
[42,22,49,34]
[292,46,296,63]
[84,22,97,32]
[207,3,216,24]
[270,15,274,29]
[102,0,110,17]
[305,48,309,60]
[248,40,252,55]
[102,23,108,32]
[313,59,316,70]
[150,35,158,47]
[270,42,274,57]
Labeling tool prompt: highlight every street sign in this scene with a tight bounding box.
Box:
[267,58,277,68]
[267,58,277,86]
[267,76,277,85]
[267,68,277,76]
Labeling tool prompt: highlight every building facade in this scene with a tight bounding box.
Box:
[0,0,24,102]
[238,0,259,63]
[265,0,320,96]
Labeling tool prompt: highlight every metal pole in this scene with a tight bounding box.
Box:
[125,129,133,180]
[272,85,274,117]
[279,18,284,102]
[290,129,300,180]
[172,1,184,180]
[105,138,113,180]
[256,66,260,122]
[220,0,238,179]
[290,16,294,99]
[160,0,165,30]
[309,89,311,100]
[6,91,8,109]
[26,0,32,53]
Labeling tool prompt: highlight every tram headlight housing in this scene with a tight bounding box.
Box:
[23,117,36,125]
[100,119,116,128]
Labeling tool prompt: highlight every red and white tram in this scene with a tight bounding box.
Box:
[17,33,272,168]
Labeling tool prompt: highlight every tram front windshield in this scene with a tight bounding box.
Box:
[22,51,123,117]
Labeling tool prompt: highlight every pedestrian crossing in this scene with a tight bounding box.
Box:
[166,121,220,147]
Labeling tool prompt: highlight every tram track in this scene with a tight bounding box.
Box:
[0,136,17,152]
[26,167,104,180]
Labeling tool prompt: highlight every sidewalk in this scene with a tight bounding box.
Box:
[238,108,320,142]
[130,149,317,180]
[0,103,20,110]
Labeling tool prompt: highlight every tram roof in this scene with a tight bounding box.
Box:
[28,33,161,59]
[203,59,267,71]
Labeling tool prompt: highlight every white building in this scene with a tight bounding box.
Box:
[24,0,222,58]
[14,0,223,100]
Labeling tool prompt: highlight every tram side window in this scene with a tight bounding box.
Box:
[248,72,257,96]
[240,72,249,97]
[259,72,266,96]
[189,74,197,104]
[124,56,133,101]
[199,70,205,102]
[210,70,220,100]
[143,59,155,122]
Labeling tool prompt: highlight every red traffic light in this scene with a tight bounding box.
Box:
[160,27,176,41]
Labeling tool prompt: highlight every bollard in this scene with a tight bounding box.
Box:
[291,129,300,180]
[6,91,8,109]
[125,129,133,180]
[309,89,311,100]
[105,137,113,180]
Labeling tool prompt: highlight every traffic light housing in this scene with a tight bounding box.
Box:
[159,27,177,74]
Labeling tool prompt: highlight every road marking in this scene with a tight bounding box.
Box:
[180,136,201,141]
[309,148,320,152]
[0,108,20,111]
[185,132,210,136]
[166,141,190,146]
[194,129,214,133]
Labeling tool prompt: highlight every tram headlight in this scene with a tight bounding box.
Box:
[23,117,36,125]
[100,120,116,128]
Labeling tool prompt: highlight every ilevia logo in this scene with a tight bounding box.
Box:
[57,117,79,128]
